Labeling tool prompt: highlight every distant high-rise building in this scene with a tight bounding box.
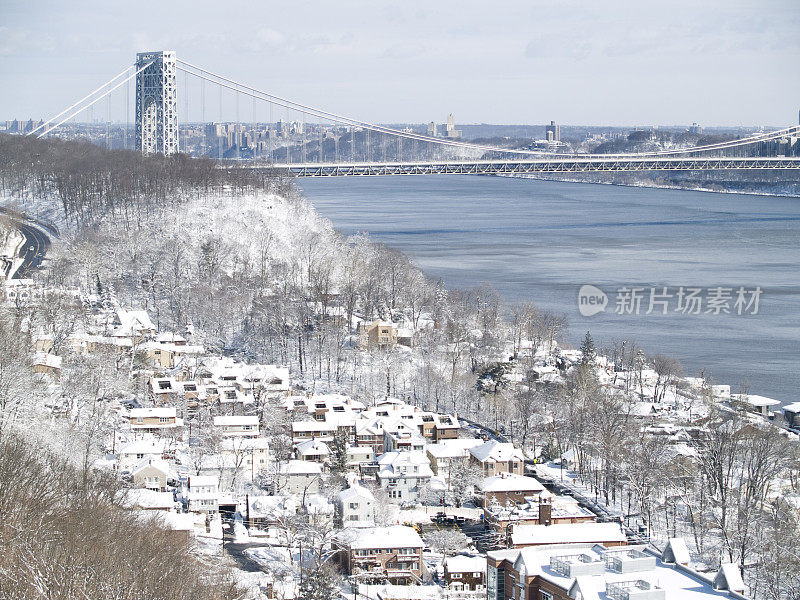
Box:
[427,121,438,137]
[545,120,560,142]
[442,114,462,139]
[135,50,179,155]
[688,122,703,135]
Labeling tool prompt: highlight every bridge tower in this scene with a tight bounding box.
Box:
[135,51,179,155]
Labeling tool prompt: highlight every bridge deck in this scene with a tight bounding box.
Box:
[237,156,800,177]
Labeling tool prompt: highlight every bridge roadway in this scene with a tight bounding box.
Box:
[239,155,800,177]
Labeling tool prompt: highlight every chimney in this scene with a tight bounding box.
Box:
[539,502,552,526]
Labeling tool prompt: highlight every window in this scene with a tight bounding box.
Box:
[159,417,170,423]
[348,515,359,521]
[451,573,462,579]
[540,593,552,600]
[349,503,358,509]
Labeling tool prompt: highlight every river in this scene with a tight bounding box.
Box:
[300,175,800,405]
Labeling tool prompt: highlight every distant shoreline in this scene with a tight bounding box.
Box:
[499,173,800,198]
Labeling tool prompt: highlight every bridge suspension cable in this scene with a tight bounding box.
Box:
[27,65,134,137]
[31,60,156,139]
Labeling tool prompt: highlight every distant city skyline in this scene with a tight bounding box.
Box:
[1,0,799,127]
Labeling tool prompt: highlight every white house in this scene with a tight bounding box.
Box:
[377,451,433,504]
[295,439,331,463]
[118,439,166,472]
[213,415,260,437]
[335,483,375,527]
[187,475,219,513]
[278,460,323,495]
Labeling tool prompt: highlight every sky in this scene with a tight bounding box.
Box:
[1,0,799,127]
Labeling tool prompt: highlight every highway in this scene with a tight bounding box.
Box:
[0,207,52,279]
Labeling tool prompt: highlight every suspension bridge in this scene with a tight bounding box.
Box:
[23,51,800,177]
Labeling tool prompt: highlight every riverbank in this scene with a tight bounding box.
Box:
[501,172,800,198]
[301,175,800,406]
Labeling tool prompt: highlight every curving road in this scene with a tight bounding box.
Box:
[13,221,51,278]
[0,207,52,279]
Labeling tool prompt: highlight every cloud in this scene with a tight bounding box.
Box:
[0,27,56,56]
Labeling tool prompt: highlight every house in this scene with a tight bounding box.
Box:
[509,522,627,548]
[219,437,270,479]
[359,320,398,350]
[295,439,330,463]
[278,460,323,495]
[734,394,780,417]
[426,439,483,477]
[783,401,800,428]
[469,440,525,476]
[377,451,434,504]
[213,415,260,437]
[110,309,156,344]
[187,475,219,513]
[484,493,597,533]
[132,458,172,492]
[479,473,547,506]
[33,352,62,377]
[130,407,182,434]
[347,445,375,471]
[144,339,204,369]
[335,483,376,527]
[487,543,744,600]
[118,439,166,472]
[334,525,424,585]
[149,377,178,403]
[383,423,426,453]
[443,554,486,591]
[354,419,386,454]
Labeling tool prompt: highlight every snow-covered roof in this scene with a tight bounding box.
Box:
[280,459,323,475]
[714,563,745,593]
[337,525,423,550]
[34,352,62,369]
[220,437,269,451]
[119,439,166,456]
[426,438,484,459]
[783,402,800,413]
[155,332,186,343]
[490,543,727,600]
[188,475,218,488]
[445,555,487,574]
[213,415,259,427]
[114,309,155,336]
[338,484,375,503]
[126,488,175,510]
[295,439,330,456]
[662,537,691,565]
[737,394,781,408]
[480,473,545,493]
[133,457,172,476]
[510,522,627,546]
[469,440,524,463]
[130,407,176,419]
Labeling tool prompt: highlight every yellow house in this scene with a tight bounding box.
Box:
[358,320,397,350]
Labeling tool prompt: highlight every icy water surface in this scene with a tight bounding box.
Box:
[301,175,800,405]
